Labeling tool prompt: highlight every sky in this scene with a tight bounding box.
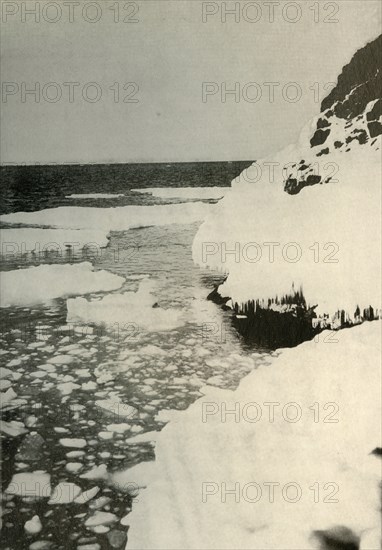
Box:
[1,0,381,164]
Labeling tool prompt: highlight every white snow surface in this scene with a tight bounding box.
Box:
[133,187,228,200]
[67,278,185,332]
[0,262,124,307]
[193,122,382,320]
[0,228,110,256]
[0,201,214,272]
[0,202,213,233]
[127,322,382,550]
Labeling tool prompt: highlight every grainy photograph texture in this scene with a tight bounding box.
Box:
[0,1,381,549]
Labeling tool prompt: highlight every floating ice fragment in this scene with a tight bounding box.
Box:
[29,541,53,550]
[92,525,110,534]
[82,381,98,391]
[84,511,118,527]
[1,263,125,307]
[66,451,85,458]
[1,420,28,437]
[24,515,42,534]
[80,464,108,480]
[59,438,87,448]
[7,358,23,367]
[6,472,51,498]
[139,345,167,356]
[0,379,12,390]
[0,367,12,379]
[1,388,27,412]
[54,427,69,434]
[133,187,227,200]
[49,355,74,365]
[57,382,80,395]
[98,431,113,440]
[30,371,47,379]
[95,400,138,419]
[65,462,83,473]
[38,364,56,373]
[67,279,184,332]
[106,423,131,434]
[48,482,82,504]
[73,486,100,504]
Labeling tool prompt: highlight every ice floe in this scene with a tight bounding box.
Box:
[0,228,110,258]
[24,515,42,534]
[80,464,108,480]
[48,482,82,504]
[133,187,228,200]
[1,262,124,307]
[94,400,138,420]
[84,511,118,527]
[67,278,185,332]
[73,486,100,504]
[1,420,28,437]
[0,202,213,232]
[6,472,51,498]
[1,388,27,412]
[59,438,87,448]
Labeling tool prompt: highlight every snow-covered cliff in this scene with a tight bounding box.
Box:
[127,322,381,550]
[123,35,382,550]
[193,34,382,345]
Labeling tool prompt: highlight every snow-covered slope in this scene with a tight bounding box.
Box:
[126,322,381,550]
[193,35,382,337]
[124,36,382,550]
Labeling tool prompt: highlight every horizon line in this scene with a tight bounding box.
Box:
[0,159,254,167]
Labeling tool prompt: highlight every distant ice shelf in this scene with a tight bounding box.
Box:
[133,187,228,200]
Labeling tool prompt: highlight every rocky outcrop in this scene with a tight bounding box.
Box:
[194,35,381,348]
[285,34,382,195]
[321,34,382,118]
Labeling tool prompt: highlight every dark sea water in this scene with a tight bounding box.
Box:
[0,161,275,550]
[0,162,252,214]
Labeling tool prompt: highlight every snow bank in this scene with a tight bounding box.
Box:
[193,136,382,321]
[67,278,184,332]
[133,187,227,200]
[0,202,213,232]
[66,193,125,199]
[127,322,382,550]
[0,262,124,307]
[0,228,110,257]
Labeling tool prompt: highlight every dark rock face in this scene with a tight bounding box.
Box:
[346,128,368,145]
[285,174,322,195]
[366,98,382,121]
[368,120,382,137]
[321,34,382,119]
[312,526,360,550]
[284,33,382,195]
[317,147,329,156]
[317,118,331,129]
[310,128,331,147]
[371,447,382,456]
